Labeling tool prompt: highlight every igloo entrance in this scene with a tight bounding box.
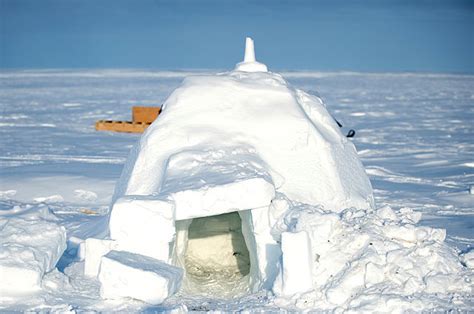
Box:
[173,211,253,297]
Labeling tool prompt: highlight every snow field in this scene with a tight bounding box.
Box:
[0,65,472,311]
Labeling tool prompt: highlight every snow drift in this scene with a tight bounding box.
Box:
[0,206,66,296]
[271,199,472,311]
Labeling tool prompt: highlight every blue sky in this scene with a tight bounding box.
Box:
[1,0,473,72]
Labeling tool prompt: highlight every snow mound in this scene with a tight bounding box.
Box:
[0,206,66,295]
[271,200,473,310]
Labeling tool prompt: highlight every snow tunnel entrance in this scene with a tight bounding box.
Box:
[175,211,252,298]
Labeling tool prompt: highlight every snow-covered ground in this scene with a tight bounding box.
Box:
[0,69,473,311]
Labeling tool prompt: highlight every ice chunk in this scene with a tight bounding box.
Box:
[461,249,474,268]
[399,207,422,224]
[84,238,118,278]
[376,206,397,221]
[326,262,366,305]
[424,273,470,294]
[384,224,446,244]
[98,250,183,305]
[279,231,313,296]
[109,196,175,261]
[364,262,385,287]
[0,216,66,294]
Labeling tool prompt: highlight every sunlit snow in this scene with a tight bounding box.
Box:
[0,69,473,311]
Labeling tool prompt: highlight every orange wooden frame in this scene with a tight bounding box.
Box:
[95,106,161,133]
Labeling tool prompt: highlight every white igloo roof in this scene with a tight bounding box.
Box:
[113,38,374,213]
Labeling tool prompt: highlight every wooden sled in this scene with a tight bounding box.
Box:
[95,106,161,133]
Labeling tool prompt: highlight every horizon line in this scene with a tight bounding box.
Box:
[1,67,474,78]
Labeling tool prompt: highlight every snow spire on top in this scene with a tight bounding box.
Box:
[235,37,268,73]
[243,37,256,62]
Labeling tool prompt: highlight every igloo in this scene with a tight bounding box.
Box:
[86,38,374,304]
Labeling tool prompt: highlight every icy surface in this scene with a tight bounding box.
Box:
[0,70,473,311]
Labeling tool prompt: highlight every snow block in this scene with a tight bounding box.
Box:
[280,231,313,296]
[240,206,282,291]
[109,196,175,261]
[160,149,275,221]
[0,217,66,294]
[98,250,183,305]
[171,177,274,221]
[84,238,118,278]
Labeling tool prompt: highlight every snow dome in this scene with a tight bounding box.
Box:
[80,38,469,308]
[85,38,373,301]
[87,37,375,301]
